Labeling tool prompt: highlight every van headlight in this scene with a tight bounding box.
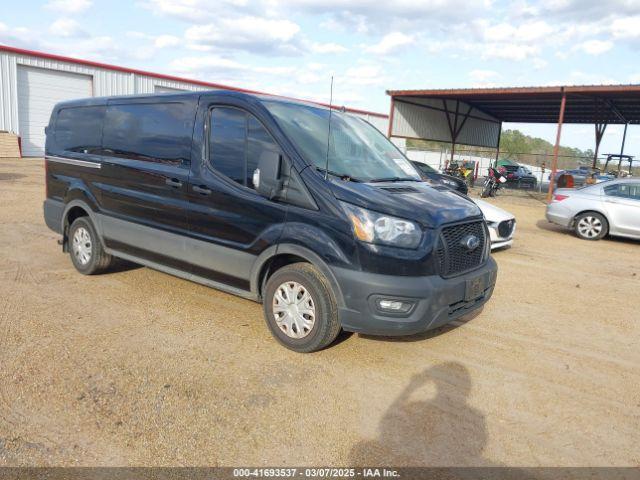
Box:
[341,202,422,249]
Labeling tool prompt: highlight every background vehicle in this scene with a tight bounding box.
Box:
[410,160,468,194]
[504,165,537,188]
[549,168,590,187]
[602,154,635,177]
[410,161,515,248]
[43,91,497,352]
[481,167,507,198]
[474,199,516,250]
[546,179,640,240]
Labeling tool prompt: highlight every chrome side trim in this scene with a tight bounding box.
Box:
[45,156,102,169]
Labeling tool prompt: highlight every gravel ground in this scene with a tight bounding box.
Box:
[0,157,639,467]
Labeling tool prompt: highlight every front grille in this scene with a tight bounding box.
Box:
[498,219,515,238]
[436,221,487,277]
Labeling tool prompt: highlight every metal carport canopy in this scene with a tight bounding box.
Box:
[386,84,640,200]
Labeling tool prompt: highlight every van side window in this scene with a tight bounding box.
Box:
[209,108,245,184]
[247,116,279,189]
[102,102,193,164]
[209,108,279,189]
[55,106,105,154]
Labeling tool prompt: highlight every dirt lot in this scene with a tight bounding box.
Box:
[0,157,639,467]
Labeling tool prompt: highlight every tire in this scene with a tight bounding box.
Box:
[574,212,608,241]
[481,180,492,198]
[68,216,114,274]
[263,262,341,353]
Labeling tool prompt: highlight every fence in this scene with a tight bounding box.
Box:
[403,146,636,195]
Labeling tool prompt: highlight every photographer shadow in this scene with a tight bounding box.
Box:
[350,362,489,467]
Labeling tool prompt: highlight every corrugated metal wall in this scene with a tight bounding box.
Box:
[0,49,389,139]
[390,97,500,148]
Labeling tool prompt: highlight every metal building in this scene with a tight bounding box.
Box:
[0,45,389,157]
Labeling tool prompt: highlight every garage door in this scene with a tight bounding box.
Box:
[17,66,93,157]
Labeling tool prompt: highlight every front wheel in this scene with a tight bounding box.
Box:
[481,179,492,198]
[574,212,608,240]
[263,263,341,353]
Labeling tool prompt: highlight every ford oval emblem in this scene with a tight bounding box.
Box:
[461,234,480,252]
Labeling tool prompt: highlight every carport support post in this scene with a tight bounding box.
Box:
[593,123,607,169]
[547,90,567,203]
[494,123,502,168]
[619,122,628,158]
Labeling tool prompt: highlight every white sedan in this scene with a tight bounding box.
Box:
[473,198,516,250]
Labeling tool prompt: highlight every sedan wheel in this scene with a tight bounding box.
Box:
[574,212,608,240]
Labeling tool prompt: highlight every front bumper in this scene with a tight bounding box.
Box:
[333,257,498,336]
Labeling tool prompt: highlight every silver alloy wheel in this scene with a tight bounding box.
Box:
[272,281,316,339]
[72,226,92,265]
[577,215,603,238]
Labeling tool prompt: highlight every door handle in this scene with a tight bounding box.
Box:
[192,185,212,195]
[165,178,183,188]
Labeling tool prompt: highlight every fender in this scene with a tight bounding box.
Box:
[60,199,104,252]
[250,243,346,308]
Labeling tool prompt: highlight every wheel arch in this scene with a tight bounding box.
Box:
[572,209,610,228]
[251,244,345,307]
[61,199,102,252]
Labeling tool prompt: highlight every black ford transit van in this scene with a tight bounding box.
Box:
[43,91,497,352]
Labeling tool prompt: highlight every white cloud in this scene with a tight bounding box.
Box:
[49,18,87,38]
[365,32,413,55]
[483,20,554,43]
[344,64,386,86]
[170,55,295,78]
[185,16,302,55]
[482,44,539,61]
[310,42,348,54]
[280,0,489,33]
[611,16,640,39]
[576,39,613,55]
[44,0,92,14]
[154,34,181,48]
[469,69,499,82]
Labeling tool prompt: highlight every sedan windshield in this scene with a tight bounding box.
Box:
[263,101,421,182]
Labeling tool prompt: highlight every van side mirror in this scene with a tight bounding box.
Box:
[254,151,284,200]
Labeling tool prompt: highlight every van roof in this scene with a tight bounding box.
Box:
[54,89,348,114]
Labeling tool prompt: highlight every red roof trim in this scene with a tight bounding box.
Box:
[386,84,640,97]
[0,44,388,119]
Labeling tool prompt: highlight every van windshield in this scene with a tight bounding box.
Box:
[264,101,421,182]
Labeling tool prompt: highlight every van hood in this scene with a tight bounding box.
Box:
[330,180,482,229]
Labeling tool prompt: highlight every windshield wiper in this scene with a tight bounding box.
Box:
[368,176,421,183]
[316,167,363,182]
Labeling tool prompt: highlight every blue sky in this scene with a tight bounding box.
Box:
[1,0,640,157]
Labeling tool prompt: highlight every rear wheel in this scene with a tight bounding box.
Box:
[68,217,114,274]
[574,212,608,240]
[263,263,341,353]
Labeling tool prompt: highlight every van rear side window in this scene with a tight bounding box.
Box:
[102,102,193,164]
[55,106,105,154]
